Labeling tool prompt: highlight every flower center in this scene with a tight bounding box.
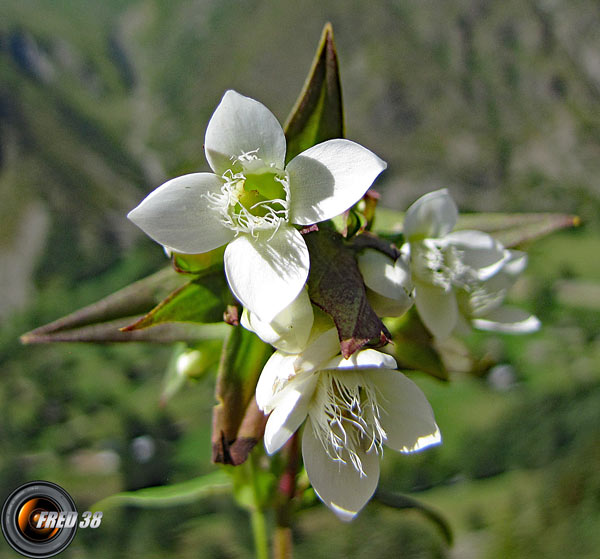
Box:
[205,150,290,237]
[309,371,386,476]
[411,239,472,291]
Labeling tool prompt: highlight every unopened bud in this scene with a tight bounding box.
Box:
[176,349,210,379]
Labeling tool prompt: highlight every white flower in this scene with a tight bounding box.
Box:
[128,90,387,321]
[256,326,441,521]
[402,189,510,339]
[455,250,541,334]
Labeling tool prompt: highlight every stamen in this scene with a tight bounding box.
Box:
[310,372,387,476]
[203,153,290,238]
[230,148,260,166]
[412,240,476,291]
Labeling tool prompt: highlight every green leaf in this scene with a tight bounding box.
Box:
[303,228,390,358]
[20,317,228,344]
[21,267,189,343]
[284,22,344,162]
[212,327,272,465]
[476,213,580,247]
[374,207,579,248]
[121,270,229,331]
[92,470,231,510]
[374,489,453,545]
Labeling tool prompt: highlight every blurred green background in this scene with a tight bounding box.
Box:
[1,0,599,557]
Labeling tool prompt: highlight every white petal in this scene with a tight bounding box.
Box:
[414,282,458,340]
[472,307,541,334]
[503,250,528,276]
[444,230,508,280]
[454,312,473,335]
[358,249,412,298]
[293,327,340,374]
[302,418,380,521]
[287,139,387,225]
[204,90,286,175]
[264,375,317,455]
[322,348,397,371]
[255,351,298,412]
[403,189,458,240]
[366,288,414,318]
[467,249,528,317]
[127,173,234,254]
[224,225,309,322]
[358,250,413,316]
[367,369,441,453]
[243,289,314,353]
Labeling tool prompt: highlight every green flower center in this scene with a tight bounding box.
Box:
[205,157,290,236]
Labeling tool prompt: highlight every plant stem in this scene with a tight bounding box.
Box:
[249,452,269,559]
[273,432,299,559]
[273,524,292,559]
[251,505,269,559]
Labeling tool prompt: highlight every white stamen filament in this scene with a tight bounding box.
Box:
[310,372,387,476]
[204,150,290,238]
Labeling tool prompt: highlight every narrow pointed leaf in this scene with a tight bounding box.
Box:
[21,267,188,343]
[374,208,579,248]
[483,214,580,247]
[21,318,228,344]
[92,470,231,510]
[374,489,453,545]
[284,22,344,162]
[121,270,230,331]
[304,228,390,358]
[212,326,272,465]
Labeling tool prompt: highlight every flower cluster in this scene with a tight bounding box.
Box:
[128,91,539,521]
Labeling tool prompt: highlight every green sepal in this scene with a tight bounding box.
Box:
[91,470,231,510]
[331,208,368,239]
[171,245,226,274]
[284,23,344,162]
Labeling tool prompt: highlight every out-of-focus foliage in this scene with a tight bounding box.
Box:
[1,0,600,557]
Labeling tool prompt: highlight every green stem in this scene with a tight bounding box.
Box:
[251,505,269,559]
[249,452,269,559]
[273,432,299,559]
[273,524,292,559]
